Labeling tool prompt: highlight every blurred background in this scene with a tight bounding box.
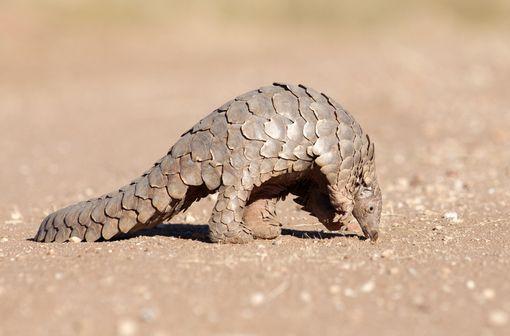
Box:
[1,0,509,206]
[1,1,510,335]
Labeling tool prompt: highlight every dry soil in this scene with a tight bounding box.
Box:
[0,9,509,336]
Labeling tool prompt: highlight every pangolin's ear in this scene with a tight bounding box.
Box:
[365,134,375,161]
[368,143,375,161]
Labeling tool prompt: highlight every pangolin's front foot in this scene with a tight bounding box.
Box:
[208,185,254,244]
[243,198,281,240]
[208,226,254,244]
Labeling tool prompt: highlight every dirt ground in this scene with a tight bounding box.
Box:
[1,2,509,336]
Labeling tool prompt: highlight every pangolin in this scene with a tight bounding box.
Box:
[34,83,382,244]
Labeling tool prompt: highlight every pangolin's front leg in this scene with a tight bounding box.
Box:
[208,185,253,243]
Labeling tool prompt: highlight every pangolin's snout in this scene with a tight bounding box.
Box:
[368,229,379,242]
[358,221,379,242]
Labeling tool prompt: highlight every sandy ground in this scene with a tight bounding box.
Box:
[1,6,510,336]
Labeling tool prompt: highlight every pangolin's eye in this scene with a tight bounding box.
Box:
[368,205,375,213]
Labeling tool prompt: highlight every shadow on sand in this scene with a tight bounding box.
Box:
[124,223,362,243]
[28,223,362,243]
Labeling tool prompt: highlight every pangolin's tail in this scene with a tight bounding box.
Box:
[35,153,204,243]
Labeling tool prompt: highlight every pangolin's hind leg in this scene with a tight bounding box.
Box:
[208,185,253,244]
[243,198,281,240]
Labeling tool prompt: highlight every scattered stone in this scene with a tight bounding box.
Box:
[412,295,426,309]
[5,208,23,225]
[344,288,356,298]
[329,285,340,294]
[432,225,444,231]
[466,280,475,290]
[453,179,465,191]
[54,273,64,280]
[300,291,312,303]
[482,288,495,300]
[442,211,460,223]
[381,249,394,258]
[415,204,425,211]
[409,175,423,187]
[102,276,115,286]
[443,236,453,244]
[140,307,157,322]
[361,280,375,293]
[69,236,82,243]
[250,292,265,306]
[117,318,138,336]
[0,237,8,243]
[488,310,508,327]
[184,213,196,223]
[396,177,409,190]
[271,239,282,246]
[389,267,399,275]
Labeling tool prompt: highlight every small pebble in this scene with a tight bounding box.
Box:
[466,280,476,290]
[117,318,138,336]
[0,237,8,243]
[413,295,426,308]
[300,291,312,303]
[271,239,282,246]
[389,267,399,275]
[329,285,341,294]
[432,225,444,231]
[443,236,453,244]
[482,288,495,300]
[11,209,22,220]
[250,292,265,306]
[184,213,196,223]
[488,310,508,327]
[344,288,356,298]
[140,308,157,322]
[54,273,64,280]
[361,280,375,293]
[5,209,23,225]
[443,211,460,222]
[381,249,394,258]
[453,179,465,191]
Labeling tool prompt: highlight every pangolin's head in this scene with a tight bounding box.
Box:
[352,180,382,242]
[349,136,382,242]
